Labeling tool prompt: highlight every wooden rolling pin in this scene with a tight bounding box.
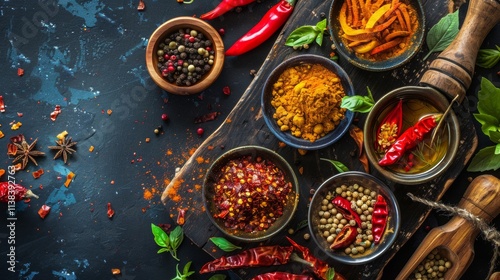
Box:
[419,0,500,102]
[395,174,500,279]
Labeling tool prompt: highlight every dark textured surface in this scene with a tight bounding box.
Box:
[0,1,498,280]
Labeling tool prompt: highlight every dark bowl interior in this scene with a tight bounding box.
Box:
[308,171,400,265]
[328,0,426,71]
[261,54,354,150]
[203,146,299,242]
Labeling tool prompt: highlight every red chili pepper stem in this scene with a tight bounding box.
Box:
[200,0,256,20]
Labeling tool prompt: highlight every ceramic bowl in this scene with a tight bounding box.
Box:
[203,145,299,242]
[328,0,425,71]
[308,171,400,265]
[261,54,354,150]
[145,16,224,95]
[364,87,460,185]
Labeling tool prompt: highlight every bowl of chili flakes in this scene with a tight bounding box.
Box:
[203,145,299,242]
[328,0,425,71]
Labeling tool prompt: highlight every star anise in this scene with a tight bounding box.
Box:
[48,136,77,164]
[12,136,45,169]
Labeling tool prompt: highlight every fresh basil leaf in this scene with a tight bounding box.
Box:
[473,113,499,137]
[467,146,500,172]
[340,95,374,113]
[183,261,195,277]
[208,275,227,280]
[316,32,324,46]
[477,77,500,118]
[285,26,318,47]
[209,237,242,252]
[316,18,327,30]
[157,247,170,254]
[169,226,184,250]
[496,143,500,155]
[325,267,336,280]
[476,46,500,68]
[151,223,170,248]
[424,10,459,60]
[315,19,327,46]
[489,130,500,144]
[320,158,349,173]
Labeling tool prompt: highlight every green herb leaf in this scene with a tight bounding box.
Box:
[157,247,170,254]
[151,223,170,249]
[325,267,336,280]
[424,10,459,60]
[208,275,227,280]
[209,237,242,252]
[340,95,374,113]
[477,77,500,118]
[315,19,327,46]
[467,146,500,172]
[489,130,500,144]
[496,143,500,155]
[182,261,195,277]
[320,158,349,173]
[172,262,195,280]
[169,226,184,250]
[473,113,499,137]
[476,46,500,68]
[295,219,309,232]
[285,19,327,47]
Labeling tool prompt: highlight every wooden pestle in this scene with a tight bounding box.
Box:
[395,174,500,279]
[419,0,500,102]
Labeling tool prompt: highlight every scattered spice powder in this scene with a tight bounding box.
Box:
[107,109,112,115]
[166,178,183,202]
[196,156,204,164]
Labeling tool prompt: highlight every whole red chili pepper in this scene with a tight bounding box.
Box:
[199,245,293,273]
[376,99,403,153]
[225,0,296,56]
[252,272,314,280]
[372,195,389,244]
[200,0,256,20]
[332,196,362,226]
[330,225,357,249]
[378,113,442,166]
[0,182,39,203]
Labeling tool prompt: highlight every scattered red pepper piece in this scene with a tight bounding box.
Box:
[225,0,296,56]
[111,268,121,275]
[176,208,186,225]
[332,196,362,226]
[376,99,403,153]
[38,205,51,219]
[50,105,62,121]
[223,86,231,96]
[199,245,294,273]
[200,0,256,20]
[7,143,18,156]
[17,68,24,76]
[0,95,5,112]
[330,225,357,249]
[252,272,314,280]
[137,0,145,10]
[0,182,39,203]
[107,202,115,218]
[379,113,442,166]
[0,169,5,178]
[196,127,204,137]
[32,168,44,179]
[372,195,388,244]
[194,112,220,123]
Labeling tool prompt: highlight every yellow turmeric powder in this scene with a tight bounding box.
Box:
[270,63,347,142]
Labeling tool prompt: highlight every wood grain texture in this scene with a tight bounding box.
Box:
[160,0,482,279]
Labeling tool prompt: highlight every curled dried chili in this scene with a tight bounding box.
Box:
[378,113,442,166]
[225,0,296,56]
[330,225,357,249]
[376,99,403,153]
[0,182,39,203]
[200,0,256,20]
[372,195,388,244]
[332,196,362,226]
[252,272,314,280]
[199,245,293,273]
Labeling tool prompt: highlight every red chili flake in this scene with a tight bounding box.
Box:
[222,86,231,96]
[17,68,24,76]
[0,96,5,112]
[176,208,186,225]
[10,134,24,143]
[111,268,121,275]
[32,168,44,179]
[38,205,51,219]
[196,127,204,136]
[194,111,220,123]
[107,202,115,218]
[17,112,23,117]
[7,143,18,156]
[50,105,62,121]
[137,0,145,10]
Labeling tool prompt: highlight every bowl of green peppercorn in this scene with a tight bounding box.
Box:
[146,16,225,95]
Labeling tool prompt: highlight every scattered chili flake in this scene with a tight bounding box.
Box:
[11,122,22,130]
[137,0,145,10]
[145,137,151,143]
[298,166,304,174]
[107,109,112,115]
[57,130,68,140]
[111,268,121,275]
[17,112,23,117]
[107,202,115,218]
[297,149,307,156]
[0,96,5,112]
[278,142,286,148]
[222,86,231,96]
[14,163,22,171]
[0,169,5,177]
[110,180,115,185]
[194,112,220,123]
[196,156,204,164]
[32,168,44,179]
[10,134,23,143]
[176,208,186,225]
[0,130,4,139]
[50,105,62,121]
[17,68,24,76]
[64,171,75,187]
[38,205,51,219]
[89,145,95,152]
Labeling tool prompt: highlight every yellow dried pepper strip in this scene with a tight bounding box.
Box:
[365,4,391,28]
[340,2,372,36]
[354,40,380,53]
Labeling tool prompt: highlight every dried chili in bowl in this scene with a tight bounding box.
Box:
[376,99,403,153]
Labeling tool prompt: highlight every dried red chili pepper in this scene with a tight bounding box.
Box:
[200,0,256,20]
[378,113,442,166]
[0,182,39,203]
[372,195,388,244]
[199,245,293,273]
[225,0,296,56]
[330,225,357,249]
[376,99,403,153]
[332,196,362,226]
[252,272,314,280]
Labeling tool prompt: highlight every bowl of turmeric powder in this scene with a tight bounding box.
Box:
[328,0,425,71]
[261,54,355,150]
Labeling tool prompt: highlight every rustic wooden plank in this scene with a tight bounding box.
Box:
[160,0,478,279]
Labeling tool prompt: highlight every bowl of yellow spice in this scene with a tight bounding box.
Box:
[261,54,354,150]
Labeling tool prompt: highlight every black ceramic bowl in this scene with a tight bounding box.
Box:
[328,0,425,71]
[261,54,354,150]
[203,146,299,242]
[308,171,400,265]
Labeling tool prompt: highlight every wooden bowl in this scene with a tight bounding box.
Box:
[145,17,224,95]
